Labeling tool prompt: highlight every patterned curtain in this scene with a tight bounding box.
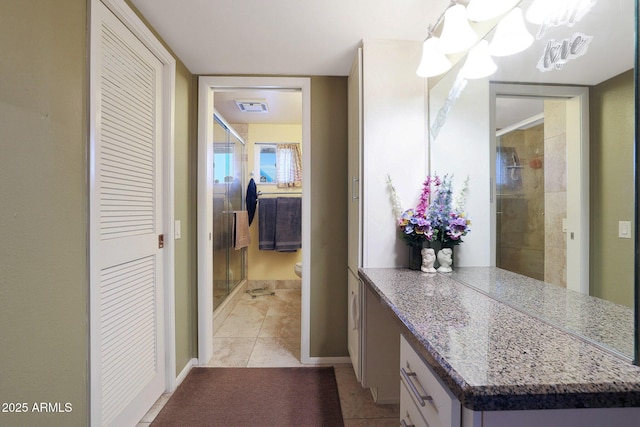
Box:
[276,143,302,188]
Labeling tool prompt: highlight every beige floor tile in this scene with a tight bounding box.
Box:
[214,312,265,337]
[266,305,299,317]
[207,337,256,367]
[247,337,304,367]
[259,314,301,338]
[267,297,301,316]
[275,279,302,289]
[232,293,272,315]
[334,366,400,420]
[280,336,301,355]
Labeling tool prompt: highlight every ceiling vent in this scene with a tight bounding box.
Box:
[234,99,269,113]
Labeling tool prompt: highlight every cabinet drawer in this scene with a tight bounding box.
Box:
[400,335,460,427]
[400,381,429,427]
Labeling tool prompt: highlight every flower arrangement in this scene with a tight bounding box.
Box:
[388,174,471,248]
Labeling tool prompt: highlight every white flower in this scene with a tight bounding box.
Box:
[386,174,404,221]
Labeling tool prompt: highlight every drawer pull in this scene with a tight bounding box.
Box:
[401,367,433,407]
[401,417,415,427]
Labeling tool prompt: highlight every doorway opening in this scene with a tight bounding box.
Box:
[492,84,589,294]
[197,77,311,366]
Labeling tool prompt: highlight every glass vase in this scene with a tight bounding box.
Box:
[408,244,423,270]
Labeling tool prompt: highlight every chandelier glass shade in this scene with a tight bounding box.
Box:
[416,37,453,77]
[416,1,537,79]
[438,4,479,54]
[460,40,497,79]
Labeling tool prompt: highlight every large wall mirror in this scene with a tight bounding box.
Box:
[428,0,637,362]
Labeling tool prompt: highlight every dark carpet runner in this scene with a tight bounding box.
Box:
[150,367,344,426]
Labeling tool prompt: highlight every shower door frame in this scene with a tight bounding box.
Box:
[211,114,247,311]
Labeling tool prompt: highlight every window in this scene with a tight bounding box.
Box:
[254,143,302,187]
[255,144,277,183]
[213,144,234,184]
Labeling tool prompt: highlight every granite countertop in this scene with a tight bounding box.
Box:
[448,268,635,360]
[358,267,640,411]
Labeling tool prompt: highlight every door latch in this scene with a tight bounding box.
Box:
[158,234,164,248]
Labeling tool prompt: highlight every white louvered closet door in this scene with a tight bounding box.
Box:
[90,2,165,426]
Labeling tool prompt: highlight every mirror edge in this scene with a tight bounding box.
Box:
[634,0,639,366]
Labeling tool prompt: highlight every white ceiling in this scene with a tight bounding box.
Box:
[129,0,449,124]
[130,0,450,76]
[214,89,302,124]
[130,0,634,126]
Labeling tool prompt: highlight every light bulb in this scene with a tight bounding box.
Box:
[460,40,497,79]
[416,37,453,78]
[438,4,478,54]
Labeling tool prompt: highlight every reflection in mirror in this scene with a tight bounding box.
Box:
[428,0,636,361]
[493,83,591,296]
[495,99,545,282]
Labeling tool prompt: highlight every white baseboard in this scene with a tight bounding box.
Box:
[175,358,198,387]
[302,356,352,365]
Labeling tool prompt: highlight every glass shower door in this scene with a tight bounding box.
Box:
[496,123,546,281]
[212,116,247,310]
[212,119,229,310]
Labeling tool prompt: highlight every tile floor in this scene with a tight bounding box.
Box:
[137,288,400,426]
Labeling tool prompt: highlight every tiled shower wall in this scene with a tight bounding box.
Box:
[498,124,545,280]
[498,100,568,288]
[543,100,568,287]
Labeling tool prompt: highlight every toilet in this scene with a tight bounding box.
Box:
[294,262,302,278]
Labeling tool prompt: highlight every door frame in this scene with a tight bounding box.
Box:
[197,76,311,364]
[490,83,589,294]
[89,0,176,424]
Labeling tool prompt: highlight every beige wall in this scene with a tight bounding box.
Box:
[590,69,635,307]
[245,123,303,280]
[0,2,198,426]
[309,77,349,357]
[0,1,89,425]
[173,61,198,375]
[1,4,349,426]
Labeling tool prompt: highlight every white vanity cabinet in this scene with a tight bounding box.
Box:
[400,335,461,427]
[347,46,363,382]
[346,38,427,401]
